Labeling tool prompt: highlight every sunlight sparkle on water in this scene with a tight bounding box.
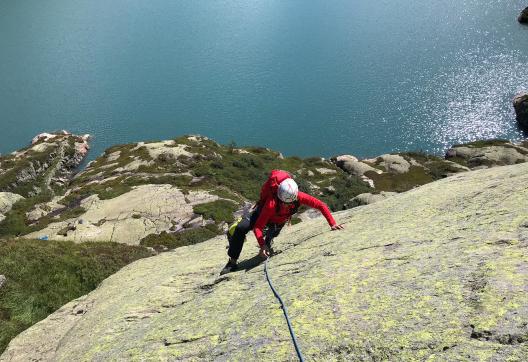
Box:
[399,48,528,155]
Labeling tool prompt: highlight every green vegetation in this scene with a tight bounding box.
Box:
[60,177,131,205]
[174,137,371,210]
[193,200,239,224]
[139,225,218,251]
[423,160,466,179]
[365,166,434,193]
[0,191,86,238]
[70,135,371,213]
[0,135,82,197]
[400,151,440,164]
[0,192,53,237]
[452,139,509,148]
[0,238,152,354]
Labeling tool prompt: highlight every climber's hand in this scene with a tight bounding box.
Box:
[331,224,344,231]
[259,246,270,259]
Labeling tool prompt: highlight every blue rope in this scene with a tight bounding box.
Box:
[264,258,306,362]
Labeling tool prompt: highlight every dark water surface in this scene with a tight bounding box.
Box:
[1,1,527,160]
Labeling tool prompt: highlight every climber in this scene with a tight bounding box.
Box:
[221,170,344,274]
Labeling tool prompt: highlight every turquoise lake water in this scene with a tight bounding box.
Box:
[1,1,527,160]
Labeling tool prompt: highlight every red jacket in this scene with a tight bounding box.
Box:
[253,191,336,247]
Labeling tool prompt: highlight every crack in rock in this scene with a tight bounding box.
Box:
[470,325,528,345]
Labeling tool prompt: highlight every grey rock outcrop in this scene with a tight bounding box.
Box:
[375,154,413,174]
[513,92,528,131]
[445,141,528,169]
[519,7,528,23]
[0,275,6,289]
[331,156,380,189]
[25,184,221,245]
[350,191,398,207]
[0,132,90,196]
[0,192,25,222]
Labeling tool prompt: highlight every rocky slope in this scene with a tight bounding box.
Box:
[0,131,89,197]
[0,132,90,237]
[5,135,528,246]
[3,162,527,361]
[332,139,528,206]
[20,135,371,246]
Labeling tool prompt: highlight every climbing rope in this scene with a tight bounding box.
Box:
[264,258,306,362]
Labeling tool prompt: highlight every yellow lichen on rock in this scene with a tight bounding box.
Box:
[3,163,528,360]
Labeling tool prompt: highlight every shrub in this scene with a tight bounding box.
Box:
[193,200,239,224]
[452,139,509,148]
[365,166,433,192]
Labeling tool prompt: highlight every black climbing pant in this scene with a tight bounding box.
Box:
[227,206,284,260]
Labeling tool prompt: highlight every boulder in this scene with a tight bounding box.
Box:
[0,275,6,289]
[332,154,358,164]
[513,92,528,131]
[315,167,337,175]
[350,191,398,207]
[333,158,380,177]
[446,142,528,169]
[519,7,528,23]
[377,154,412,174]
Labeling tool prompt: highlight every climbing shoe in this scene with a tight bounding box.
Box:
[220,260,237,275]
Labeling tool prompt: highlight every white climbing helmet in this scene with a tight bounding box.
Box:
[277,178,298,203]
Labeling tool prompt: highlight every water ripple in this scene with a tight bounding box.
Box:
[399,48,528,155]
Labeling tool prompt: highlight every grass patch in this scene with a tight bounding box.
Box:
[146,175,192,187]
[365,166,434,192]
[139,226,218,251]
[0,192,54,237]
[319,176,373,210]
[445,156,469,167]
[452,139,509,148]
[0,238,151,354]
[193,200,239,224]
[425,160,467,179]
[290,217,302,225]
[400,151,441,164]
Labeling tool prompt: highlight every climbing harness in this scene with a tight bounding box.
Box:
[264,258,306,362]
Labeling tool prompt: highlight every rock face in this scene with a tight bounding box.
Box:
[519,7,528,23]
[3,163,528,361]
[0,192,25,223]
[0,132,90,196]
[25,184,220,244]
[513,92,528,131]
[446,140,528,169]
